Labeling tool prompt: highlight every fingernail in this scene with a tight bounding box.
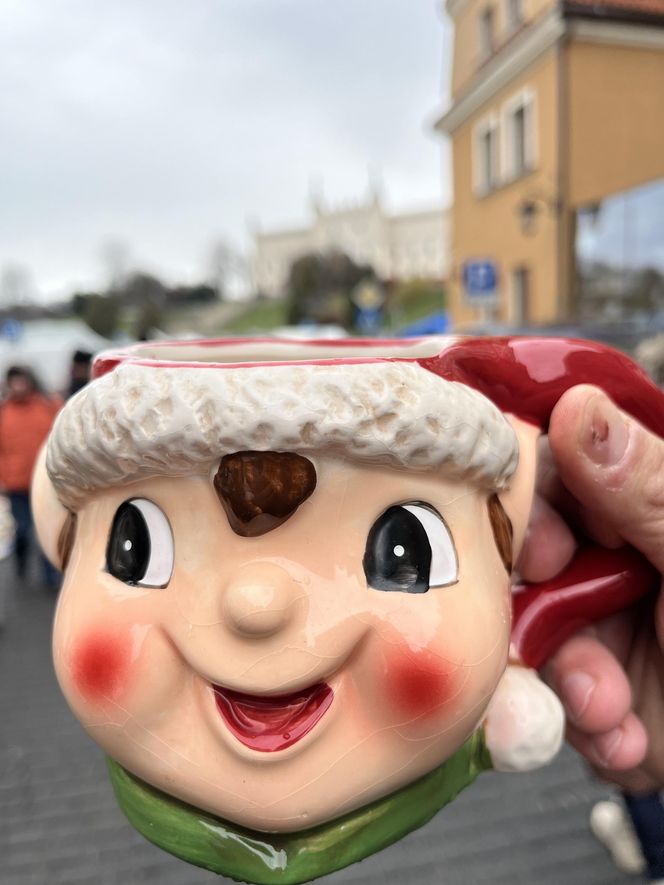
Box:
[561,671,595,722]
[581,395,629,466]
[594,727,623,767]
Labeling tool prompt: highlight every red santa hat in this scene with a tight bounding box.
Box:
[46,336,521,509]
[40,334,664,671]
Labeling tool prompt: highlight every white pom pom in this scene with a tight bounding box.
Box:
[484,665,564,772]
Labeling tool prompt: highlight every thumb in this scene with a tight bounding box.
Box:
[549,384,664,575]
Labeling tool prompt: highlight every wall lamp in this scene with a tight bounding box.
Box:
[517,193,562,235]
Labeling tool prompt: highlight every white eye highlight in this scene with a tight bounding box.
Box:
[402,503,458,588]
[106,498,174,588]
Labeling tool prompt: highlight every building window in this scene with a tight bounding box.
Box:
[576,177,664,322]
[473,116,500,196]
[507,0,523,31]
[510,266,530,325]
[502,89,536,181]
[481,127,497,188]
[479,7,495,60]
[513,105,527,172]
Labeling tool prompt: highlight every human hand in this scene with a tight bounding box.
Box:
[518,384,664,793]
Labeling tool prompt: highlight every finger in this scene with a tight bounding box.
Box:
[566,712,648,771]
[535,434,623,548]
[517,494,576,582]
[575,508,625,550]
[549,385,664,574]
[586,608,641,665]
[535,435,579,519]
[543,634,632,734]
[657,590,664,651]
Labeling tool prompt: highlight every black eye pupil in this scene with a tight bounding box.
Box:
[363,506,432,593]
[106,503,151,584]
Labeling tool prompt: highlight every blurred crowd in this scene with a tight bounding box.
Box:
[0,349,92,590]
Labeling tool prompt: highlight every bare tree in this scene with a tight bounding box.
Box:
[207,239,247,300]
[0,263,33,306]
[99,239,132,292]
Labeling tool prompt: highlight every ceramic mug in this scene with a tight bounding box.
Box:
[32,335,663,883]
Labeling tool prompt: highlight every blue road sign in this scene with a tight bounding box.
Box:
[1,318,23,342]
[463,260,498,301]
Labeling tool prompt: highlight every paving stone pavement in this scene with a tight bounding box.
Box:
[0,557,641,885]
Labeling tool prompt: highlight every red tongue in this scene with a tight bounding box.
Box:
[213,683,333,752]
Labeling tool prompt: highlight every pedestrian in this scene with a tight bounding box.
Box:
[591,792,664,883]
[0,366,61,588]
[622,792,664,882]
[66,349,92,399]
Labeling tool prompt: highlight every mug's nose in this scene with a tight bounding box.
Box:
[223,562,300,638]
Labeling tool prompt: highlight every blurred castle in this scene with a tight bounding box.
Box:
[251,188,450,298]
[437,0,664,328]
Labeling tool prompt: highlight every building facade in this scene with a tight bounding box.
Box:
[252,190,450,298]
[436,0,664,328]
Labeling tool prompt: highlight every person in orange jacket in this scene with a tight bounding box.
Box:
[0,366,62,587]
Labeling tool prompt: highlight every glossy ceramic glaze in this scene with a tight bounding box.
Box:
[106,732,491,884]
[49,460,512,832]
[31,335,664,882]
[512,546,660,669]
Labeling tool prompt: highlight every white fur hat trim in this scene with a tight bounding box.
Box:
[46,360,518,508]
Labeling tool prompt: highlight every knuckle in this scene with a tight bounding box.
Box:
[608,422,664,568]
[608,421,664,503]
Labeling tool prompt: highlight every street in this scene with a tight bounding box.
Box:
[0,560,637,885]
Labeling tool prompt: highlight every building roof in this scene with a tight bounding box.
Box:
[564,0,664,24]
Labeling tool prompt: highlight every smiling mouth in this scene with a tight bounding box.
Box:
[212,682,334,752]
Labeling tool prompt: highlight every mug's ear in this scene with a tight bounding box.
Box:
[31,445,69,568]
[498,415,539,565]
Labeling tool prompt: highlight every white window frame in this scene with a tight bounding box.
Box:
[472,113,500,197]
[501,87,537,182]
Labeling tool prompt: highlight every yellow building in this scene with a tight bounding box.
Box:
[436,0,664,328]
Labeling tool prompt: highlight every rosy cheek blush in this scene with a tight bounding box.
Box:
[387,646,459,720]
[70,629,130,704]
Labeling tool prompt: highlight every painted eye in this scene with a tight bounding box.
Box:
[106,499,174,588]
[363,503,458,594]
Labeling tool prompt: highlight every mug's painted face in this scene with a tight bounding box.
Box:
[52,455,511,833]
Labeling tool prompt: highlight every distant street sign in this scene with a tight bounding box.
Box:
[1,318,23,342]
[355,306,383,335]
[463,260,498,302]
[352,279,385,335]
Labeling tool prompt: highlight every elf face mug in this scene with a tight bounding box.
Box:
[32,336,663,883]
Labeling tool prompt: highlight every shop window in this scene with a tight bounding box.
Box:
[576,177,664,321]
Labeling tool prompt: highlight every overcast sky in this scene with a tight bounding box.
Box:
[0,1,452,300]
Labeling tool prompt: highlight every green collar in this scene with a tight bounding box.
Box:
[107,731,491,884]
